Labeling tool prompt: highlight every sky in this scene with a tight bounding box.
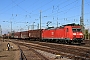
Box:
[0,0,90,34]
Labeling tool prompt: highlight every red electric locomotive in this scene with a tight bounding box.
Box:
[42,23,84,44]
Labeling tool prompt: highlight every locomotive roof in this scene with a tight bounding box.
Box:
[46,26,64,30]
[63,23,80,26]
[45,23,80,30]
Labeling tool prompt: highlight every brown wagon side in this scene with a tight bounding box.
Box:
[21,31,29,39]
[14,32,21,39]
[29,29,42,40]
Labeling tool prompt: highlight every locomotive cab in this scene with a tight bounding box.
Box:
[72,27,83,43]
[64,23,84,43]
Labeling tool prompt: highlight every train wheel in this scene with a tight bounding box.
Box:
[65,40,68,44]
[67,41,72,44]
[78,41,81,44]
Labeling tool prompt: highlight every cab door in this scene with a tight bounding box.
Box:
[65,28,69,39]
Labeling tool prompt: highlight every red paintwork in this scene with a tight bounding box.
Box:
[42,29,55,39]
[55,28,64,39]
[42,25,83,40]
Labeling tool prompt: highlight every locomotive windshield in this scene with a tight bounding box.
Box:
[72,28,81,32]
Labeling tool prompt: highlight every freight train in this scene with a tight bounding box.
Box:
[3,23,84,44]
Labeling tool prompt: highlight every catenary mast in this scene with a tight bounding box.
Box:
[80,0,84,34]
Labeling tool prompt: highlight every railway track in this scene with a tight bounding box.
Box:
[10,39,90,60]
[28,40,90,59]
[15,42,49,60]
[83,40,90,47]
[18,45,27,60]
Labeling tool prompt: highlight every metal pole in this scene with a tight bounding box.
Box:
[37,23,39,29]
[57,18,58,27]
[11,21,12,33]
[33,22,35,30]
[81,0,84,34]
[40,11,41,41]
[8,32,9,40]
[28,26,29,31]
[40,11,41,29]
[11,21,12,37]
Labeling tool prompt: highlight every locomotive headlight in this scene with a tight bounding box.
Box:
[79,33,83,35]
[73,33,76,35]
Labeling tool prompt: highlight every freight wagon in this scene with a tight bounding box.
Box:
[21,31,29,39]
[13,29,41,40]
[13,32,21,39]
[28,29,41,40]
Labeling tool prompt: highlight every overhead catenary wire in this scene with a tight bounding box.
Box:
[1,0,90,33]
[0,0,25,14]
[42,0,69,13]
[43,0,80,26]
[11,0,54,17]
[0,0,82,20]
[46,0,79,17]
